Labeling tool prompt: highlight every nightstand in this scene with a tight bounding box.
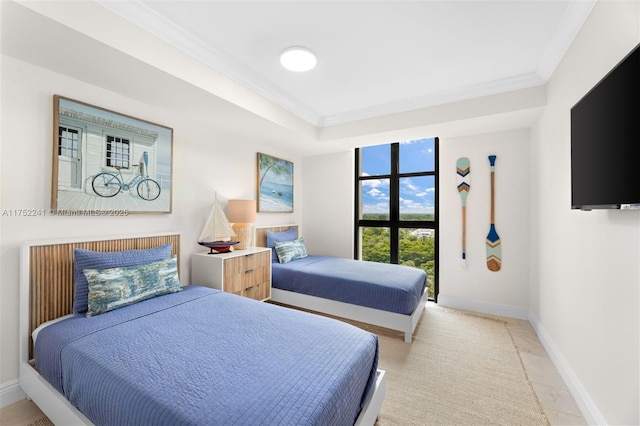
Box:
[191,247,272,301]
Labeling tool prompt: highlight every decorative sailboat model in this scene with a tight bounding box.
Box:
[197,195,240,254]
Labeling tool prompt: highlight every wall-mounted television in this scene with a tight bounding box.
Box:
[570,43,640,210]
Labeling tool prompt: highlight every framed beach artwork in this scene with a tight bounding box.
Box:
[257,153,294,212]
[52,95,173,214]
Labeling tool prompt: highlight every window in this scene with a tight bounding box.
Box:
[355,138,438,300]
[58,126,79,158]
[106,135,130,169]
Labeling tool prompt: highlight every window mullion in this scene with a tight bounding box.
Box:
[390,143,399,263]
[354,148,361,259]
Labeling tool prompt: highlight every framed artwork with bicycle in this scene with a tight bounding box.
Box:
[52,95,173,214]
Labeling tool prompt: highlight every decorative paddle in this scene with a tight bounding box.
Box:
[486,155,501,271]
[456,157,471,268]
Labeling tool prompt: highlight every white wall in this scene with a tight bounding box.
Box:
[530,1,639,424]
[301,151,354,258]
[0,55,301,398]
[438,129,531,318]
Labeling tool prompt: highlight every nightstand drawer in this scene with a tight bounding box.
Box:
[191,247,272,301]
[223,251,270,293]
[239,281,269,301]
[243,250,270,286]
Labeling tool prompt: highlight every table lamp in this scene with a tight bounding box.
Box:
[227,199,256,250]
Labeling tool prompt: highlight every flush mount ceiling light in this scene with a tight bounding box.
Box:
[280,46,317,72]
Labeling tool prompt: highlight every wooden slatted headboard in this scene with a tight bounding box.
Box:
[21,233,180,360]
[254,224,298,248]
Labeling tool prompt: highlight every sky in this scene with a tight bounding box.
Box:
[361,138,436,215]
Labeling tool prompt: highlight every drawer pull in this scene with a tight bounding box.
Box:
[245,269,254,274]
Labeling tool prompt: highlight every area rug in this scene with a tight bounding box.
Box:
[362,305,549,425]
[27,419,54,426]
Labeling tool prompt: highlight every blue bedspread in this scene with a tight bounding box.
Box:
[272,256,427,315]
[35,286,378,425]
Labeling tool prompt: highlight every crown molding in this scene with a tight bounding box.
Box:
[319,72,546,127]
[536,0,597,80]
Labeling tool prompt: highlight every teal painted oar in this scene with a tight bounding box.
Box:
[456,157,470,268]
[486,155,501,271]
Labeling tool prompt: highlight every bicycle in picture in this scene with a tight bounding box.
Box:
[92,161,161,201]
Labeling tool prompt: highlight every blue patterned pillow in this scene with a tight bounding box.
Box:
[84,255,181,317]
[274,238,308,264]
[266,227,298,262]
[73,244,173,314]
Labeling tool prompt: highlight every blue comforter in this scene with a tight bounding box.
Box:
[35,286,378,425]
[272,256,427,315]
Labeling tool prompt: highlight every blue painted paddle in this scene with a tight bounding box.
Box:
[456,157,471,268]
[486,155,501,271]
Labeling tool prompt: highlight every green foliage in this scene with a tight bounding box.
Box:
[361,226,436,298]
[361,227,390,263]
[362,213,389,221]
[399,213,436,221]
[362,213,435,221]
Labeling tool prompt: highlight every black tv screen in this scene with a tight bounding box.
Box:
[571,43,640,210]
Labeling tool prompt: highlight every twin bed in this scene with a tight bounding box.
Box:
[19,233,385,425]
[255,225,428,343]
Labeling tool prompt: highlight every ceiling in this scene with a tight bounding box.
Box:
[97,0,596,127]
[1,1,596,155]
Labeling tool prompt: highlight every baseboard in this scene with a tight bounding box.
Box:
[437,295,529,320]
[0,380,26,408]
[528,311,605,425]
